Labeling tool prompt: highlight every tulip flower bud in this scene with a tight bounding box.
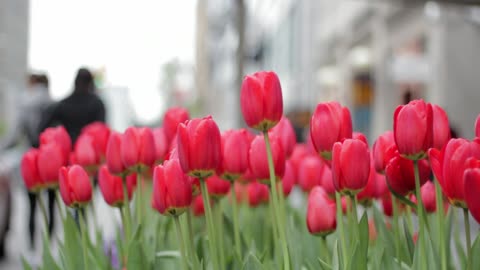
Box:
[298,155,324,192]
[431,104,450,150]
[464,162,480,223]
[247,181,269,208]
[39,126,71,165]
[385,151,430,196]
[152,159,192,216]
[289,144,311,184]
[121,127,156,172]
[249,135,285,183]
[106,132,128,175]
[163,107,190,144]
[192,195,207,216]
[320,165,335,197]
[218,129,250,181]
[206,174,231,199]
[153,127,168,164]
[177,116,222,178]
[72,133,100,173]
[21,149,43,192]
[310,102,352,160]
[353,132,368,146]
[98,165,137,207]
[306,187,336,236]
[81,122,110,160]
[269,116,296,157]
[372,131,395,174]
[429,138,480,208]
[357,158,383,206]
[332,139,370,195]
[411,181,437,213]
[38,142,65,187]
[59,165,93,207]
[393,99,433,160]
[280,160,295,197]
[240,71,283,131]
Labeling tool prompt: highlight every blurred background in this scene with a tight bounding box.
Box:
[1,0,480,268]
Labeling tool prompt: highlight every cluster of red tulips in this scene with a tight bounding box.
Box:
[20,70,480,270]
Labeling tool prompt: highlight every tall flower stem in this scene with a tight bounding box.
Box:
[136,170,144,225]
[263,132,290,270]
[321,236,331,265]
[413,160,427,270]
[434,179,447,270]
[54,189,65,220]
[214,201,226,267]
[80,209,89,269]
[200,180,220,270]
[268,195,280,259]
[185,210,196,260]
[230,182,242,258]
[335,192,348,268]
[121,175,132,244]
[464,208,472,270]
[391,195,401,261]
[174,215,189,270]
[37,193,49,233]
[405,206,414,234]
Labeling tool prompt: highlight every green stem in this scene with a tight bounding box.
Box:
[37,193,49,233]
[413,160,427,270]
[434,179,447,270]
[136,171,144,225]
[214,201,225,267]
[392,195,402,261]
[186,210,196,260]
[321,236,331,265]
[200,180,220,270]
[269,195,280,260]
[464,208,472,270]
[405,205,414,234]
[80,209,89,269]
[54,189,64,220]
[231,182,242,259]
[119,206,128,261]
[350,195,359,225]
[174,215,189,270]
[121,175,132,244]
[263,132,290,270]
[335,192,348,268]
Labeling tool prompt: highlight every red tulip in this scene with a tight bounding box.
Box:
[310,102,352,160]
[163,107,190,144]
[411,181,437,213]
[475,114,480,138]
[289,144,311,183]
[98,165,137,207]
[206,175,231,199]
[121,127,156,172]
[269,116,296,157]
[240,71,283,131]
[393,99,433,160]
[280,160,295,196]
[218,129,250,180]
[464,163,480,223]
[306,187,336,236]
[431,104,450,150]
[233,182,248,203]
[72,133,100,172]
[249,135,285,183]
[332,139,370,195]
[429,138,480,208]
[353,132,368,146]
[153,127,168,164]
[59,165,93,207]
[190,177,200,197]
[21,149,43,191]
[385,150,430,196]
[357,159,382,204]
[177,116,222,178]
[298,155,324,192]
[381,194,405,217]
[37,143,65,187]
[81,122,110,159]
[247,181,269,208]
[372,131,395,174]
[152,159,192,216]
[192,195,207,216]
[39,126,71,165]
[106,132,127,175]
[320,165,335,197]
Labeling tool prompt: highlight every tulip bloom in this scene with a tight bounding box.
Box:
[249,135,285,183]
[21,149,43,192]
[98,165,137,207]
[59,165,93,207]
[106,132,128,175]
[269,116,296,157]
[289,144,311,183]
[281,160,295,196]
[240,71,283,131]
[464,164,480,223]
[357,160,383,205]
[431,104,450,150]
[310,102,352,160]
[38,143,65,187]
[72,133,100,173]
[393,99,433,160]
[429,138,480,208]
[298,155,324,192]
[247,181,269,208]
[372,131,395,174]
[306,187,336,236]
[206,175,231,199]
[81,122,110,159]
[163,107,190,144]
[353,132,368,146]
[39,126,72,165]
[411,181,437,213]
[332,139,370,195]
[152,159,192,216]
[320,165,335,197]
[385,150,430,196]
[153,127,168,164]
[121,127,156,172]
[192,195,207,217]
[218,129,250,180]
[177,116,222,178]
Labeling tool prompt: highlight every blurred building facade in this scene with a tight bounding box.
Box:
[0,0,30,137]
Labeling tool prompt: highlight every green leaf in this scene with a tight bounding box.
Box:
[469,234,480,270]
[402,219,414,264]
[42,233,61,270]
[242,253,264,270]
[332,240,340,270]
[372,206,395,257]
[21,256,34,270]
[127,225,149,270]
[62,212,84,270]
[155,250,181,258]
